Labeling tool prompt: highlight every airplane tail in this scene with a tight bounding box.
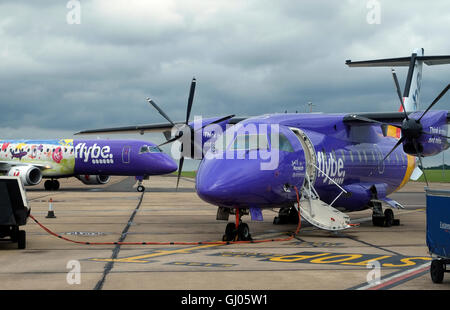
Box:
[346,48,450,137]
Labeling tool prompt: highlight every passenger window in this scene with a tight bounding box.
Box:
[275,133,294,152]
[349,150,354,162]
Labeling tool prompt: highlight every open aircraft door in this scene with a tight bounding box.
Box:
[290,128,351,231]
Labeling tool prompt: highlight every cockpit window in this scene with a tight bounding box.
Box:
[230,134,269,151]
[139,145,162,154]
[271,133,294,152]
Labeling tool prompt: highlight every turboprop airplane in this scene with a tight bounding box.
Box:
[0,139,177,192]
[76,48,450,241]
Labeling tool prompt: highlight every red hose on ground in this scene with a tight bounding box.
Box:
[28,186,302,246]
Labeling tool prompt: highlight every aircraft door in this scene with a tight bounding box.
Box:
[122,146,131,164]
[289,127,317,187]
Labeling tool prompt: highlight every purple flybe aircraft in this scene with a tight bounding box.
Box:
[77,49,450,241]
[0,139,177,192]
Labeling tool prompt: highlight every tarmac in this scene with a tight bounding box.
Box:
[0,175,449,290]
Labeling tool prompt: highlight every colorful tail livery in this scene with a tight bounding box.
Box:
[0,139,177,192]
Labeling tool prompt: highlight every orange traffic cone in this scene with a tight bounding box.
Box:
[46,198,56,218]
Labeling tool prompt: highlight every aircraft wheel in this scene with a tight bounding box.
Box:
[238,223,252,241]
[44,180,52,191]
[17,230,26,249]
[222,223,237,241]
[372,216,384,227]
[52,180,60,191]
[288,207,300,224]
[384,209,394,227]
[137,185,145,192]
[10,226,19,242]
[431,260,444,284]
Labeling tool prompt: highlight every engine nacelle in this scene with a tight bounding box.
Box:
[76,175,110,185]
[8,166,42,186]
[403,111,449,157]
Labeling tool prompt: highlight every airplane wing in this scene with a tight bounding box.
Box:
[343,111,450,125]
[74,117,247,136]
[0,161,52,170]
[74,122,178,135]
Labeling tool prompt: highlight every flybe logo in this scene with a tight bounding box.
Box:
[317,151,345,185]
[74,143,114,164]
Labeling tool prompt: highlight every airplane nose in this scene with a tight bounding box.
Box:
[162,155,178,173]
[149,154,177,174]
[196,158,284,207]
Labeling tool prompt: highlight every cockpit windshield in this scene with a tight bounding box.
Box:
[139,145,162,154]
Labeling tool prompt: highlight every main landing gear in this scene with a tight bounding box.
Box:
[222,209,252,242]
[44,179,60,191]
[371,201,400,227]
[273,206,299,225]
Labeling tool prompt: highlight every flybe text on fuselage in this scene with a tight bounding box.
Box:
[317,151,346,185]
[74,143,114,164]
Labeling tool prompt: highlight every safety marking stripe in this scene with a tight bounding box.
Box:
[91,244,224,263]
[355,262,431,290]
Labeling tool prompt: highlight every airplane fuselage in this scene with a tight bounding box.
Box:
[196,113,419,213]
[0,139,177,179]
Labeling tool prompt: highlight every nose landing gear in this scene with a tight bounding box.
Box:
[222,208,253,242]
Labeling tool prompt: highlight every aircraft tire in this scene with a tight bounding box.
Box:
[223,223,236,241]
[52,180,60,191]
[44,180,52,191]
[372,216,385,227]
[137,185,145,192]
[430,260,444,284]
[238,223,252,241]
[17,230,26,249]
[384,209,394,227]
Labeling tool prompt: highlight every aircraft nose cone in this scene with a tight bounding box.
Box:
[149,154,177,174]
[162,156,178,174]
[196,158,281,207]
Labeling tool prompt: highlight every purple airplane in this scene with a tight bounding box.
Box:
[0,139,177,192]
[77,49,450,241]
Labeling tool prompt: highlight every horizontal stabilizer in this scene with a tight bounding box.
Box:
[346,55,450,67]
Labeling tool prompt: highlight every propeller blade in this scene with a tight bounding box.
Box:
[158,133,183,147]
[418,84,450,121]
[391,69,409,120]
[412,141,429,187]
[146,98,175,126]
[382,137,405,163]
[176,156,185,191]
[186,78,197,124]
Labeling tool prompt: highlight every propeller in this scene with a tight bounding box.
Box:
[147,78,235,190]
[353,80,450,183]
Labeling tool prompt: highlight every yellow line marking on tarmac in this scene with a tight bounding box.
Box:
[91,243,224,263]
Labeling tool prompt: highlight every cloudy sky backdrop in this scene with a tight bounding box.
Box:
[0,0,449,169]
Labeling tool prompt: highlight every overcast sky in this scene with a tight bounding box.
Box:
[0,0,449,168]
